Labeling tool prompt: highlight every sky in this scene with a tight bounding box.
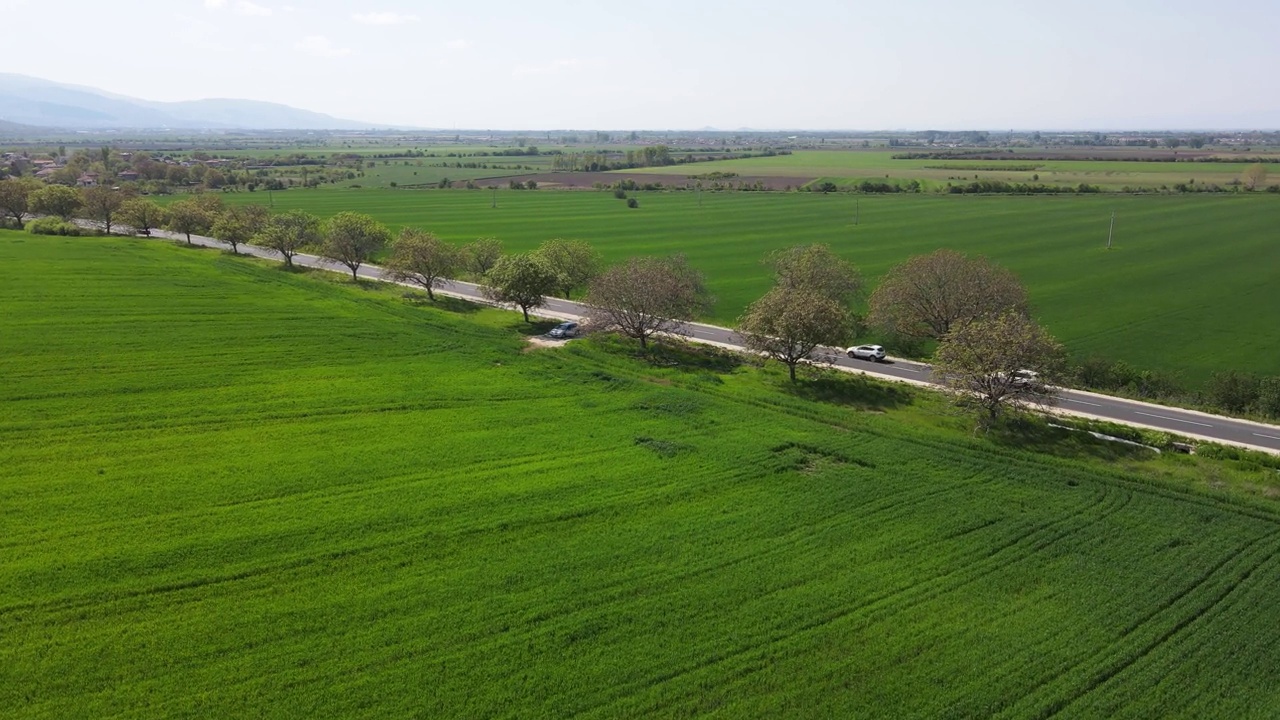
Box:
[2,0,1278,130]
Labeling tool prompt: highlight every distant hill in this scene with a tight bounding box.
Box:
[0,118,37,132]
[0,74,387,131]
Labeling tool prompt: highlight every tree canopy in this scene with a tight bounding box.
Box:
[868,249,1028,340]
[118,198,168,237]
[767,244,863,306]
[0,178,41,225]
[738,287,854,382]
[537,238,601,299]
[462,237,503,277]
[29,184,82,221]
[584,255,713,348]
[384,228,460,299]
[165,197,215,245]
[481,252,558,322]
[933,312,1065,425]
[257,209,321,267]
[320,212,391,280]
[79,186,127,234]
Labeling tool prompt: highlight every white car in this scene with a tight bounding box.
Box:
[548,322,579,339]
[846,344,886,362]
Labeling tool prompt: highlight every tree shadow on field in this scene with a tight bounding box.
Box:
[504,318,560,337]
[640,338,745,374]
[787,373,914,412]
[989,416,1158,463]
[400,291,482,314]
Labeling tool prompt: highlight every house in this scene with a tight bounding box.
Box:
[77,173,99,187]
[35,168,59,179]
[117,170,140,182]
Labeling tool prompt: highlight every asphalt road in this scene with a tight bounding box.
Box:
[149,228,1280,455]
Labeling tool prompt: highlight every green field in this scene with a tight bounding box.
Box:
[619,150,1280,191]
[5,234,1280,717]
[213,189,1280,383]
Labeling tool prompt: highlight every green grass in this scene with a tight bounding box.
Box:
[5,234,1280,718]
[212,189,1280,384]
[618,150,1280,191]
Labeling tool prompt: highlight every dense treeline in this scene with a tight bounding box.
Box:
[550,147,789,172]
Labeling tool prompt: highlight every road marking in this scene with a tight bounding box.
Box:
[895,366,921,373]
[1254,433,1280,441]
[1066,398,1103,407]
[1134,411,1214,428]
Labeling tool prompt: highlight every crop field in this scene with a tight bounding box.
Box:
[4,234,1280,718]
[210,189,1280,383]
[618,150,1280,191]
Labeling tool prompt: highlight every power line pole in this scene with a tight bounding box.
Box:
[491,186,497,209]
[855,198,860,226]
[1106,211,1115,250]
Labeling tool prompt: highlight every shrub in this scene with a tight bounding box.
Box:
[1205,371,1261,414]
[26,217,82,236]
[613,188,627,200]
[1257,377,1280,418]
[627,198,639,208]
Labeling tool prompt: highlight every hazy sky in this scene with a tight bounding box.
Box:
[3,0,1278,130]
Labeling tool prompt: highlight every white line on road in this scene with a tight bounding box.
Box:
[1134,411,1214,428]
[1253,433,1280,441]
[1066,398,1103,407]
[895,366,922,373]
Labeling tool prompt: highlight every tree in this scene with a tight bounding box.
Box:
[210,210,250,254]
[933,312,1065,425]
[537,238,601,299]
[29,184,82,220]
[165,198,213,245]
[118,198,168,237]
[584,255,713,348]
[481,252,557,322]
[320,211,391,280]
[767,243,863,305]
[0,177,40,225]
[80,186,127,234]
[463,237,503,276]
[1242,164,1268,191]
[384,227,460,299]
[868,249,1028,341]
[257,209,320,268]
[738,287,854,382]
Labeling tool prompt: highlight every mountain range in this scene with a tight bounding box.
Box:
[0,74,385,131]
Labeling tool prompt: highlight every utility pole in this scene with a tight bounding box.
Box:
[1106,211,1115,250]
[491,186,497,209]
[855,198,860,226]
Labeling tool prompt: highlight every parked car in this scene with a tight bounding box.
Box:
[1010,369,1043,390]
[548,322,579,339]
[988,369,1045,391]
[846,344,886,362]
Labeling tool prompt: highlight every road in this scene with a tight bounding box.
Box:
[149,227,1280,455]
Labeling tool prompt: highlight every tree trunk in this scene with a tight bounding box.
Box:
[185,232,192,245]
[351,266,359,280]
[284,254,293,267]
[522,306,530,322]
[427,286,435,300]
[639,334,648,349]
[789,363,797,383]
